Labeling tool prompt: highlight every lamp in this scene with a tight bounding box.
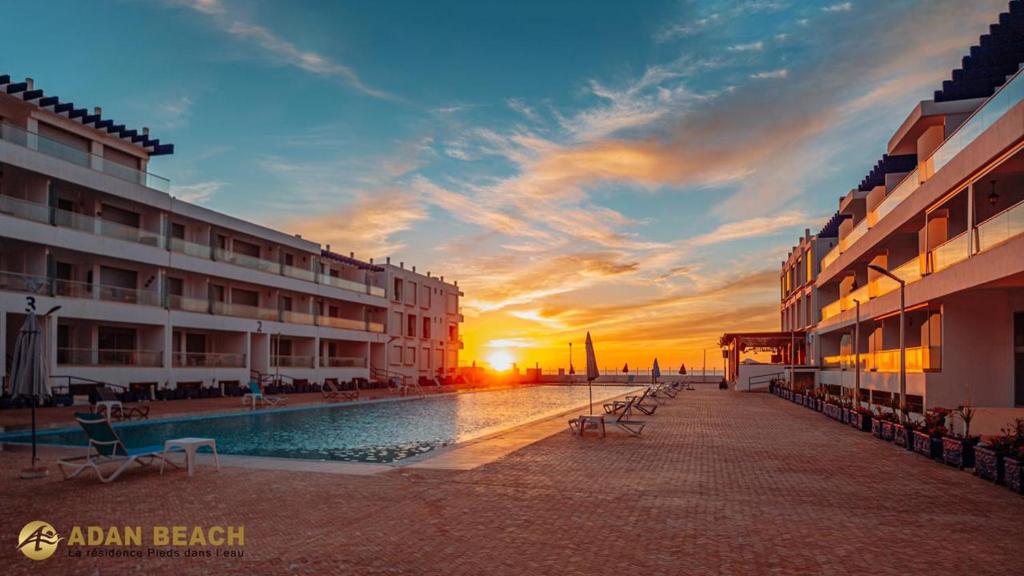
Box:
[988,179,1000,207]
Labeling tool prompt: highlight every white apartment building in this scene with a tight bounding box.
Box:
[788,3,1024,432]
[381,260,464,384]
[0,75,461,397]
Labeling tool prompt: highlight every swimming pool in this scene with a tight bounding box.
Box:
[0,385,639,463]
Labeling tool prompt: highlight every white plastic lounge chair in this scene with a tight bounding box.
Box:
[242,379,286,407]
[58,413,174,483]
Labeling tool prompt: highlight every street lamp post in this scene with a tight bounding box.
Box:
[852,298,861,410]
[868,264,906,421]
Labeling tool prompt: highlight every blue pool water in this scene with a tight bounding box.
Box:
[0,386,638,463]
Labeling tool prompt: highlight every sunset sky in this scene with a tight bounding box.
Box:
[2,0,1006,370]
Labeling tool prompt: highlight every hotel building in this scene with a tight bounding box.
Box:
[781,1,1024,431]
[0,75,461,396]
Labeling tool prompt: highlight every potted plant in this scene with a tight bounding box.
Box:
[942,404,980,470]
[913,407,948,460]
[1003,445,1024,494]
[871,407,886,438]
[853,406,872,432]
[975,430,1016,484]
[894,418,917,450]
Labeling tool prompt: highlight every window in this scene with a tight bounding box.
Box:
[407,314,417,337]
[391,311,403,336]
[405,346,416,365]
[393,278,403,302]
[422,285,431,308]
[805,251,813,282]
[170,222,186,239]
[231,288,259,307]
[391,345,402,365]
[422,316,431,339]
[448,324,458,340]
[166,277,183,296]
[233,239,260,258]
[408,281,417,305]
[422,347,431,369]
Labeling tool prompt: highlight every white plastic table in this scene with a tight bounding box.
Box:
[160,437,220,477]
[94,400,122,420]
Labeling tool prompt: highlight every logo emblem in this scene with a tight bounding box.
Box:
[16,521,62,560]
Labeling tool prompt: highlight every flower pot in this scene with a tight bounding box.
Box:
[912,431,943,460]
[1004,456,1024,494]
[794,393,803,405]
[941,437,977,470]
[893,424,913,450]
[974,446,1004,484]
[840,407,849,423]
[881,421,895,441]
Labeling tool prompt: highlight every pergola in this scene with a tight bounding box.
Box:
[719,331,806,384]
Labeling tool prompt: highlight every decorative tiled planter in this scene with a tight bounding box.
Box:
[840,407,849,423]
[871,418,882,438]
[853,413,871,432]
[941,437,977,470]
[975,446,1004,484]
[815,399,823,412]
[881,421,895,441]
[794,393,803,405]
[912,431,943,460]
[893,425,913,450]
[1004,456,1024,494]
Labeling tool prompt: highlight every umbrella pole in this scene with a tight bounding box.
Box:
[589,380,593,415]
[31,396,37,467]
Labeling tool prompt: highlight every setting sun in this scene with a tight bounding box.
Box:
[487,350,515,371]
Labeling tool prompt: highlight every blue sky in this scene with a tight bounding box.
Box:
[1,0,1008,367]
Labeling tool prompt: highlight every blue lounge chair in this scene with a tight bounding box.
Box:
[242,379,286,407]
[57,413,173,483]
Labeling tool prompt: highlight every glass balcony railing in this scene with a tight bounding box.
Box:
[272,355,315,368]
[52,278,160,307]
[169,237,213,259]
[282,265,316,282]
[368,321,385,333]
[844,219,869,248]
[821,299,842,321]
[821,346,938,373]
[172,352,247,368]
[168,294,210,313]
[320,356,366,368]
[211,301,279,321]
[280,309,315,325]
[976,198,1024,252]
[212,248,280,274]
[871,257,922,297]
[0,270,49,294]
[0,193,50,223]
[928,232,969,274]
[0,122,170,192]
[58,348,163,367]
[318,316,366,331]
[820,245,841,272]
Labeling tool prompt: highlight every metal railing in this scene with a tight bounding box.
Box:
[0,122,171,192]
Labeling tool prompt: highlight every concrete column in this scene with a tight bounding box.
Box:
[89,141,103,172]
[91,263,101,300]
[163,322,173,371]
[26,117,38,150]
[967,182,976,256]
[0,311,6,382]
[244,332,252,374]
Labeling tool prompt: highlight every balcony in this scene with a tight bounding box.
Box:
[320,356,366,368]
[271,355,315,368]
[54,278,161,307]
[320,273,386,297]
[821,346,938,373]
[172,351,246,368]
[0,270,48,295]
[0,194,164,248]
[280,309,315,325]
[283,264,316,282]
[976,197,1024,252]
[212,248,280,274]
[927,232,969,274]
[0,122,171,192]
[821,68,1024,275]
[210,301,278,321]
[58,347,163,367]
[318,315,365,331]
[167,294,210,313]
[169,237,212,259]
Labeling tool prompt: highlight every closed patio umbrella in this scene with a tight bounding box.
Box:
[652,358,661,384]
[622,363,629,373]
[9,309,51,478]
[678,362,687,375]
[585,332,599,414]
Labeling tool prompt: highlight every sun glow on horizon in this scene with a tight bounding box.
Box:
[486,350,515,371]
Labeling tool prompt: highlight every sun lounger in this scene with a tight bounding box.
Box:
[322,378,359,401]
[603,388,657,416]
[242,379,286,407]
[57,413,173,483]
[94,387,150,421]
[571,397,646,437]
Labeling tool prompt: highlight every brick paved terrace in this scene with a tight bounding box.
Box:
[1,389,1022,575]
